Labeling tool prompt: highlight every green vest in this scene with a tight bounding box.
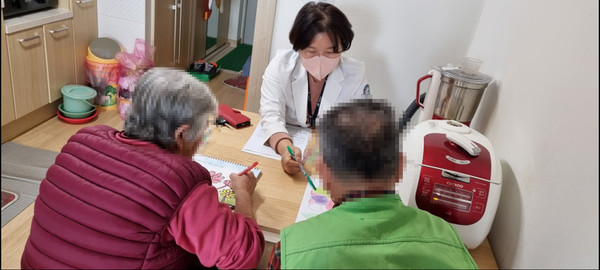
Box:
[281,195,478,269]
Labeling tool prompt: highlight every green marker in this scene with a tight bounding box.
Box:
[301,166,317,190]
[287,145,296,160]
[287,146,317,190]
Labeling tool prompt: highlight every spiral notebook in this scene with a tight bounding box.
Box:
[193,154,262,208]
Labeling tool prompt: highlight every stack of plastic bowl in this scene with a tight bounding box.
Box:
[57,85,98,123]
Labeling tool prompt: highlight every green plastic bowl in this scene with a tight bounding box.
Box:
[61,85,97,113]
[58,103,96,119]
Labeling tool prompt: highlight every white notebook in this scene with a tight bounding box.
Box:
[242,124,311,160]
[193,154,262,208]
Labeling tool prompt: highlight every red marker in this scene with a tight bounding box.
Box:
[238,161,259,176]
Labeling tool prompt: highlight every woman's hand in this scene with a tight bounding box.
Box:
[276,139,302,174]
[230,172,258,197]
[230,172,258,219]
[282,145,302,174]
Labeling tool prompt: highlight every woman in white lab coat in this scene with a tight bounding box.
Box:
[259,2,370,174]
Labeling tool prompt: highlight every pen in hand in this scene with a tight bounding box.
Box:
[299,164,317,190]
[287,146,317,190]
[287,145,297,161]
[238,161,259,176]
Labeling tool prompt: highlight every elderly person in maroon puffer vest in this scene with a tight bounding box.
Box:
[21,67,265,269]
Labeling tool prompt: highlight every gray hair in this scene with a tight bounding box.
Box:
[318,99,400,181]
[123,67,217,151]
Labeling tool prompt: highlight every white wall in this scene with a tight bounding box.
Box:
[270,0,484,115]
[467,0,599,268]
[242,0,257,45]
[97,0,146,54]
[228,0,242,42]
[227,0,256,45]
[218,0,256,45]
[207,0,219,38]
[269,0,599,268]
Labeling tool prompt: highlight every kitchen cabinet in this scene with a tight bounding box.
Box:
[44,19,76,102]
[153,0,194,68]
[1,9,16,126]
[4,18,76,119]
[1,0,98,143]
[6,26,50,118]
[71,0,98,85]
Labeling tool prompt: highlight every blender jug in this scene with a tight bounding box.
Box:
[416,58,493,126]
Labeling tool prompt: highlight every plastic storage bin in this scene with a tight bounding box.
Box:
[85,38,121,110]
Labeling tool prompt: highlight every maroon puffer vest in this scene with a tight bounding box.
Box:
[21,125,212,269]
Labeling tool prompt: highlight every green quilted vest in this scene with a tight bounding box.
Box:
[281,195,478,269]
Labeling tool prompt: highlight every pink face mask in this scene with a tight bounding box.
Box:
[300,55,340,81]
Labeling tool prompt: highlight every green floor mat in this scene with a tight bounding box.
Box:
[217,44,252,72]
[206,37,216,50]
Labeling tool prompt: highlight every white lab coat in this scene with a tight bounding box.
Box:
[259,49,369,144]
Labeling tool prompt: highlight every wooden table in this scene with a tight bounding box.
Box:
[1,109,498,269]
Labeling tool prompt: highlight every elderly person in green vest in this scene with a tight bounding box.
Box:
[267,99,478,269]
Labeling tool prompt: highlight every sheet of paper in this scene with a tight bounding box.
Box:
[295,178,335,223]
[242,124,312,160]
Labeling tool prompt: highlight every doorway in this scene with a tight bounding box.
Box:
[146,0,270,110]
[204,0,230,58]
[194,0,256,67]
[205,0,257,103]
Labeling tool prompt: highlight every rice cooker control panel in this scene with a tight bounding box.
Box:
[416,133,491,225]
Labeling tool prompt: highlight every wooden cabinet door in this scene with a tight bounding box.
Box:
[154,0,177,67]
[44,19,77,102]
[72,0,98,85]
[154,0,193,68]
[178,0,193,68]
[1,10,16,126]
[6,27,49,118]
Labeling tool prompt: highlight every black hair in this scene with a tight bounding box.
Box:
[318,99,400,181]
[289,2,354,53]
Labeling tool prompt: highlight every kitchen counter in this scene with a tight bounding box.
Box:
[4,8,72,34]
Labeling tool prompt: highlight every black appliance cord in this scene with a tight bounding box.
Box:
[400,93,427,131]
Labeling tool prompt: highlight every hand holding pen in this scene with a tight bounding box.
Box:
[230,163,259,219]
[238,161,258,176]
[278,140,302,174]
[288,146,317,190]
[230,162,259,193]
[230,162,258,200]
[229,162,258,209]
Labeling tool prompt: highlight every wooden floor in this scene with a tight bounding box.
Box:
[204,45,246,110]
[206,69,246,110]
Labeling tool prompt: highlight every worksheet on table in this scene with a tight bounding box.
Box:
[295,178,335,223]
[242,124,311,160]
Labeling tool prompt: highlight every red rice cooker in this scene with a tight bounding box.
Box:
[398,120,502,249]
